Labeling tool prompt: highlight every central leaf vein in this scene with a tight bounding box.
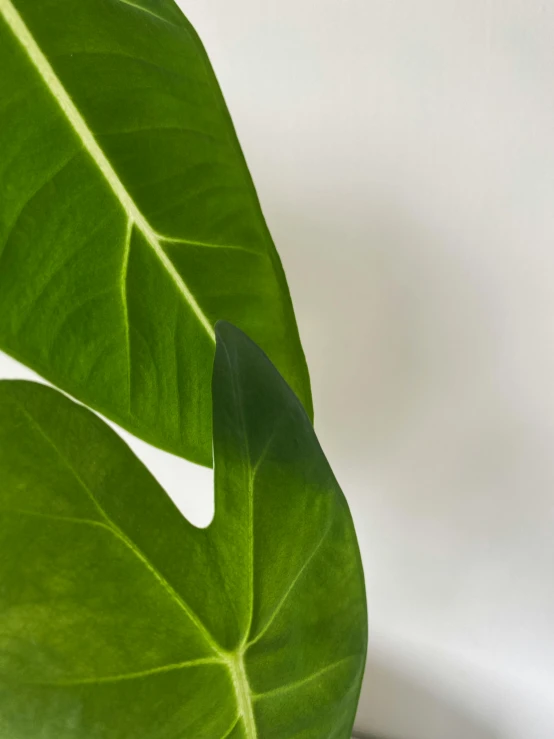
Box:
[0,0,215,342]
[12,398,262,736]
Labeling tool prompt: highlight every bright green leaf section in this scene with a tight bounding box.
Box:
[0,0,312,466]
[0,323,367,738]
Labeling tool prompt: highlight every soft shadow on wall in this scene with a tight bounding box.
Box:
[353,648,498,739]
[265,190,554,738]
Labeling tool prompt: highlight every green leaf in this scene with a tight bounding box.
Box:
[0,0,312,466]
[0,322,367,738]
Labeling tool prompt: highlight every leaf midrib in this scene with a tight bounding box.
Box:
[13,396,260,733]
[0,0,215,342]
[0,3,325,735]
[10,397,353,736]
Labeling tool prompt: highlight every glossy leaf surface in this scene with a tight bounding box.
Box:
[0,323,366,738]
[0,0,311,466]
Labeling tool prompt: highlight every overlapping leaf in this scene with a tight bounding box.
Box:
[0,0,311,466]
[0,323,366,738]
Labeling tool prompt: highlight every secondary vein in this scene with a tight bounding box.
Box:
[114,0,180,28]
[13,399,224,660]
[0,0,215,342]
[121,218,133,409]
[247,524,331,648]
[39,657,222,686]
[219,716,241,739]
[253,655,360,702]
[159,234,259,255]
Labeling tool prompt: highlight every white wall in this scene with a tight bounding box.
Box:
[177,1,554,736]
[2,1,554,736]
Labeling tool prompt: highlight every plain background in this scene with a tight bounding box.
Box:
[2,0,554,736]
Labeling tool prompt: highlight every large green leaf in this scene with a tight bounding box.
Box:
[0,322,367,738]
[0,0,312,466]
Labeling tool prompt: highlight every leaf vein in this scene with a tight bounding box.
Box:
[99,124,217,143]
[0,151,79,267]
[219,716,241,739]
[12,400,224,659]
[159,234,259,255]
[37,657,222,687]
[0,0,215,342]
[0,507,108,529]
[253,655,361,702]
[113,0,181,28]
[248,524,331,647]
[121,219,132,410]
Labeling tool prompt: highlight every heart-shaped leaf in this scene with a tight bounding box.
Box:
[0,0,312,466]
[0,322,367,738]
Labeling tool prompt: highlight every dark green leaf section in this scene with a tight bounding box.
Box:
[0,323,366,737]
[0,0,312,466]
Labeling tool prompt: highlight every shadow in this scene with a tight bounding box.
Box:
[263,192,529,739]
[352,652,499,739]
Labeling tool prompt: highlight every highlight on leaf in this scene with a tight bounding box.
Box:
[0,0,312,466]
[0,322,367,738]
